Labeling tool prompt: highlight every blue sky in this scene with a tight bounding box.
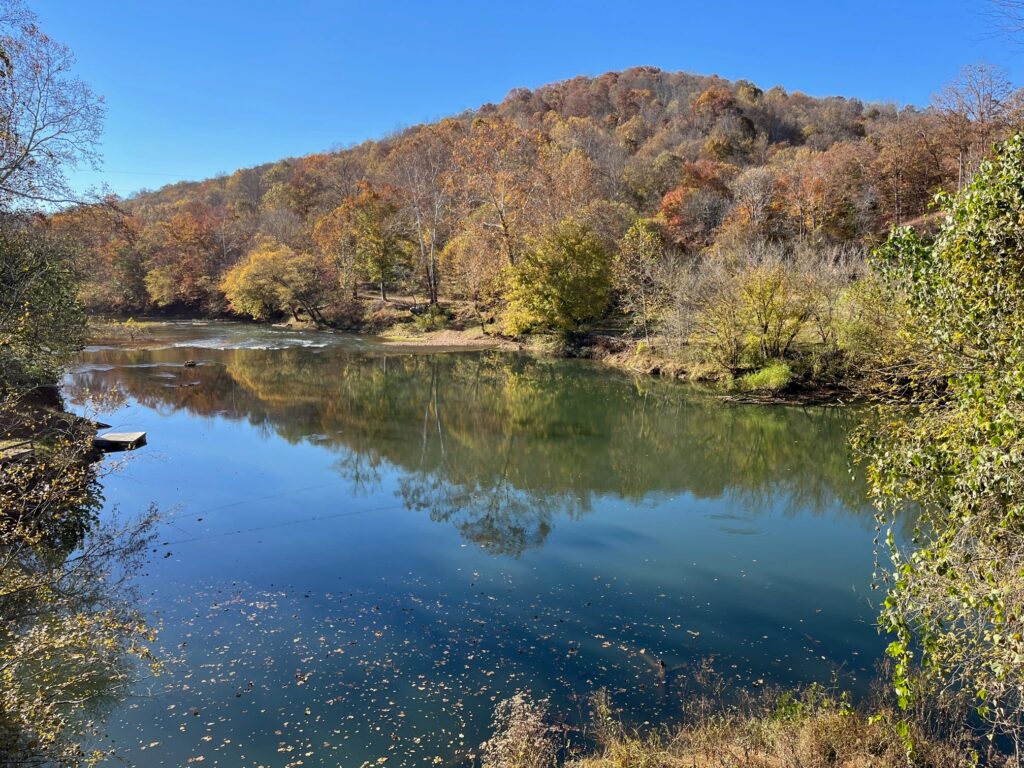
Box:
[33,0,1024,198]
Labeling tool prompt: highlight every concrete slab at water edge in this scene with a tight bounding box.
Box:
[94,432,147,451]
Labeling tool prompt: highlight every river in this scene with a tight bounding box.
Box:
[64,321,883,767]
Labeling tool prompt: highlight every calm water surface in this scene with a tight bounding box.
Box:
[65,321,882,767]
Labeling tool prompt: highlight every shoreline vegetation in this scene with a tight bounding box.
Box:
[86,310,861,405]
[482,682,978,768]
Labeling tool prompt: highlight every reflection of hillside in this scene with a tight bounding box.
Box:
[67,346,871,555]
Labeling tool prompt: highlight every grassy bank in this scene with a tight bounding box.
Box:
[483,684,983,768]
[569,706,971,768]
[575,335,860,403]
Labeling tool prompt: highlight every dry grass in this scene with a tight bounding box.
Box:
[569,687,977,768]
[377,324,518,349]
[568,710,971,768]
[482,692,560,768]
[585,336,697,379]
[484,684,985,768]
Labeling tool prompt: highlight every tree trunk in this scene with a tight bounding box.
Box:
[641,294,651,349]
[429,246,439,304]
[424,258,437,305]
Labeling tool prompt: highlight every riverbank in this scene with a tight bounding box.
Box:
[482,682,980,768]
[568,335,861,405]
[0,385,103,461]
[374,324,522,350]
[558,689,975,768]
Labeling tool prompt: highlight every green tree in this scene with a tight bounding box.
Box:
[0,227,86,388]
[861,134,1024,755]
[504,218,612,335]
[669,244,819,372]
[674,257,749,370]
[328,182,410,302]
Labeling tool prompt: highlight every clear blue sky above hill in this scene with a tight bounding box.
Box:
[33,0,1024,197]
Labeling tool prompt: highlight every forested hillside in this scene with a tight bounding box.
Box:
[55,66,1021,369]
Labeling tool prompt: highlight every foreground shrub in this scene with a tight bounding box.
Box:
[861,134,1024,754]
[0,229,86,389]
[413,303,450,332]
[482,691,558,768]
[737,361,793,393]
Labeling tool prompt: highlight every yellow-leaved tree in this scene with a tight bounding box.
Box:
[221,236,337,324]
[504,218,612,336]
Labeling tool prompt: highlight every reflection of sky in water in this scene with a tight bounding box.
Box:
[66,324,882,767]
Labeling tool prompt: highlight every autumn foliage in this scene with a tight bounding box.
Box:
[61,66,1022,340]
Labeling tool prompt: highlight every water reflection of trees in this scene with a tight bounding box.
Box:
[68,346,871,555]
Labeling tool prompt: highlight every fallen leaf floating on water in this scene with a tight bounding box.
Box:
[105,569,869,767]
